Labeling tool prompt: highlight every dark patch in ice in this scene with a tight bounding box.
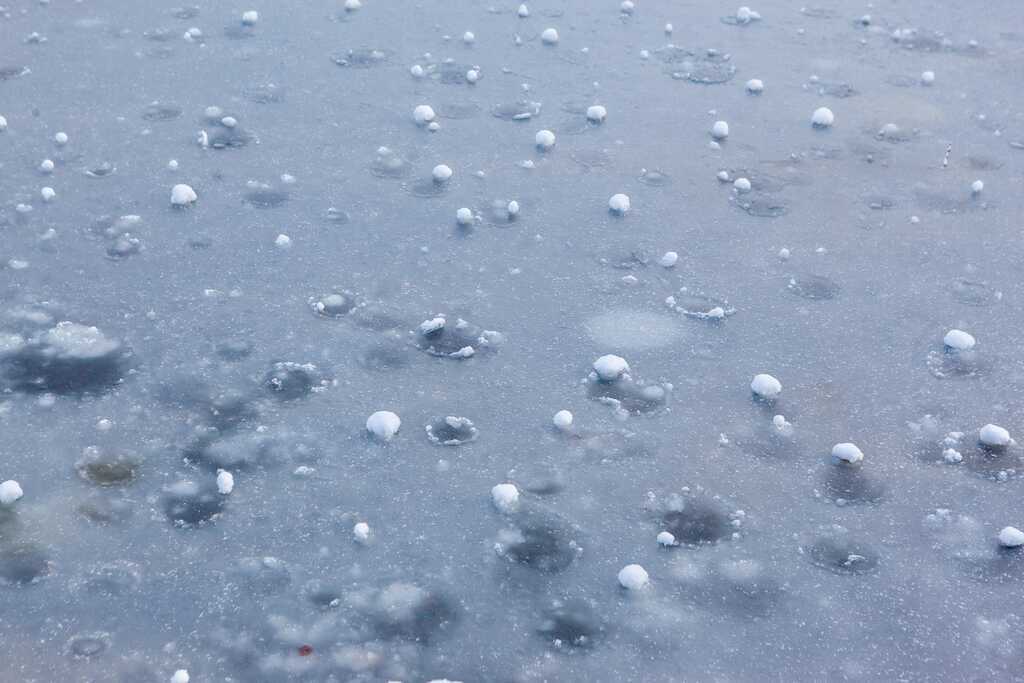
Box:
[926,346,985,379]
[491,101,542,121]
[170,7,200,20]
[361,582,460,642]
[412,315,501,359]
[331,48,394,68]
[77,494,134,524]
[217,339,254,361]
[141,102,183,121]
[586,372,669,415]
[185,430,315,472]
[787,274,840,300]
[311,291,358,318]
[656,47,736,84]
[961,443,1022,481]
[243,185,289,208]
[162,480,225,526]
[808,80,858,98]
[538,598,603,650]
[369,147,412,179]
[223,24,256,40]
[734,192,789,217]
[661,498,732,545]
[496,507,581,573]
[241,83,284,104]
[143,28,176,42]
[69,560,141,597]
[232,556,292,596]
[515,464,565,495]
[479,199,522,226]
[807,532,880,575]
[75,447,140,486]
[0,542,52,585]
[67,633,110,658]
[407,178,448,198]
[638,168,672,186]
[434,61,475,85]
[863,194,897,210]
[0,321,127,395]
[0,66,30,81]
[84,162,116,178]
[949,278,999,306]
[670,292,736,320]
[351,303,406,331]
[425,416,479,446]
[678,557,783,617]
[574,429,655,463]
[821,463,885,504]
[436,102,482,120]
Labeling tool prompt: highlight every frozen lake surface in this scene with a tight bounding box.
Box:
[2,0,1024,680]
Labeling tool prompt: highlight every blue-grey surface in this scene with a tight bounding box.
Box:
[2,0,1024,681]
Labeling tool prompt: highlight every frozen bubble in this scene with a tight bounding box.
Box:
[787,274,840,300]
[979,424,1010,448]
[657,531,677,546]
[366,410,401,441]
[711,120,729,140]
[750,373,782,400]
[832,442,864,464]
[0,480,23,505]
[811,107,834,127]
[170,184,197,206]
[638,168,671,186]
[608,193,630,214]
[216,469,234,495]
[492,100,542,121]
[944,329,976,351]
[241,10,259,25]
[592,354,629,381]
[538,599,602,650]
[535,129,556,150]
[263,361,324,400]
[426,416,478,446]
[162,480,224,525]
[84,161,116,178]
[998,526,1024,548]
[75,447,139,486]
[746,78,764,93]
[617,564,649,590]
[491,483,520,512]
[586,105,607,123]
[413,104,436,125]
[67,632,110,658]
[0,542,51,585]
[541,28,559,44]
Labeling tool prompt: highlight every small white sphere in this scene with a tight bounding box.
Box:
[750,373,782,399]
[553,410,573,430]
[491,483,520,513]
[535,129,556,150]
[216,469,234,495]
[428,121,440,132]
[832,442,864,464]
[170,184,197,206]
[466,69,480,83]
[736,6,754,22]
[541,27,559,44]
[168,159,179,170]
[410,64,425,78]
[221,116,238,128]
[971,179,984,194]
[518,4,530,18]
[353,521,371,543]
[711,120,729,140]
[170,671,190,683]
[413,104,436,125]
[608,193,630,214]
[657,531,676,546]
[659,251,678,268]
[344,0,361,10]
[54,131,68,146]
[812,107,835,128]
[617,564,649,590]
[593,354,629,381]
[979,424,1011,447]
[746,78,764,93]
[40,159,55,174]
[0,480,23,505]
[665,23,674,34]
[507,200,520,216]
[778,247,791,260]
[463,31,476,44]
[921,70,935,85]
[40,187,56,202]
[998,526,1024,548]
[943,329,975,351]
[241,10,259,25]
[456,207,474,226]
[0,115,7,131]
[432,164,453,182]
[366,411,402,441]
[733,177,751,193]
[621,1,635,14]
[274,234,292,249]
[586,105,607,123]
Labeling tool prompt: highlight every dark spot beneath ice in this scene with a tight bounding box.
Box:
[821,462,885,504]
[656,47,736,84]
[425,416,479,446]
[68,633,110,658]
[77,494,134,524]
[76,447,140,486]
[311,291,358,318]
[586,373,669,414]
[787,274,840,300]
[365,582,459,642]
[141,102,183,121]
[243,187,288,208]
[0,321,127,395]
[413,315,501,359]
[0,66,30,81]
[217,338,254,361]
[370,147,411,178]
[162,480,224,526]
[538,598,603,650]
[496,507,581,573]
[0,542,52,585]
[734,192,788,217]
[949,278,999,306]
[807,533,880,574]
[263,361,325,399]
[662,498,731,545]
[491,100,542,121]
[359,340,412,371]
[185,430,315,472]
[232,556,292,595]
[242,83,284,104]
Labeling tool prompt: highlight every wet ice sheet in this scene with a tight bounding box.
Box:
[2,0,1024,681]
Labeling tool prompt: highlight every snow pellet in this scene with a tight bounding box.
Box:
[618,564,649,590]
[832,442,864,464]
[170,184,197,206]
[979,424,1011,447]
[0,480,23,505]
[367,411,402,441]
[750,374,782,399]
[491,483,520,513]
[812,107,835,128]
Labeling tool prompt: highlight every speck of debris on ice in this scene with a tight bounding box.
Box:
[942,448,963,464]
[750,373,782,399]
[170,670,190,683]
[535,129,556,150]
[618,564,649,590]
[746,78,764,93]
[608,193,630,214]
[971,180,984,195]
[592,354,630,381]
[0,480,24,505]
[979,424,1010,447]
[921,70,935,85]
[943,329,975,351]
[241,10,259,26]
[711,120,729,140]
[553,410,573,430]
[428,121,441,132]
[733,177,751,193]
[832,442,864,464]
[812,107,835,128]
[353,522,371,543]
[998,526,1024,548]
[586,105,607,123]
[274,234,292,249]
[167,159,179,171]
[367,411,402,441]
[491,483,520,513]
[413,104,436,125]
[170,184,197,206]
[40,187,56,202]
[541,27,559,44]
[456,207,474,226]
[54,131,68,146]
[432,164,453,182]
[657,531,676,547]
[216,470,234,495]
[659,251,678,268]
[518,3,530,18]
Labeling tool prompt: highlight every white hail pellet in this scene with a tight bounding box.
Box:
[608,193,630,214]
[733,177,751,192]
[466,69,480,83]
[463,31,475,44]
[593,354,629,381]
[366,411,401,441]
[665,23,674,34]
[39,159,55,174]
[943,329,975,351]
[778,247,790,260]
[541,27,559,44]
[410,64,425,78]
[657,531,676,546]
[344,0,361,10]
[921,70,935,85]
[40,187,55,202]
[221,116,238,128]
[812,107,834,128]
[353,521,371,543]
[0,480,23,505]
[659,251,678,267]
[241,10,259,26]
[168,159,179,170]
[750,373,782,399]
[746,78,764,93]
[711,120,729,140]
[586,104,607,123]
[832,442,864,464]
[413,104,436,125]
[617,564,649,590]
[456,207,474,225]
[54,131,68,146]
[428,121,440,132]
[507,200,520,217]
[432,164,453,182]
[553,410,573,430]
[998,526,1024,548]
[518,4,530,18]
[170,670,190,683]
[535,129,556,150]
[274,234,292,248]
[170,184,197,206]
[971,179,984,194]
[491,483,520,513]
[716,170,731,182]
[979,424,1011,447]
[216,469,234,494]
[0,115,7,131]
[621,1,635,14]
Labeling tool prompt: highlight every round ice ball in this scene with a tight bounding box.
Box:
[541,27,559,44]
[812,107,835,128]
[366,411,402,441]
[586,105,607,123]
[711,120,729,140]
[750,373,782,399]
[979,424,1010,447]
[943,329,975,351]
[617,564,649,590]
[0,480,23,505]
[170,184,197,206]
[432,164,453,182]
[553,410,573,430]
[535,129,556,150]
[608,193,630,214]
[832,442,864,464]
[413,105,436,125]
[491,483,520,513]
[593,354,629,381]
[998,526,1024,548]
